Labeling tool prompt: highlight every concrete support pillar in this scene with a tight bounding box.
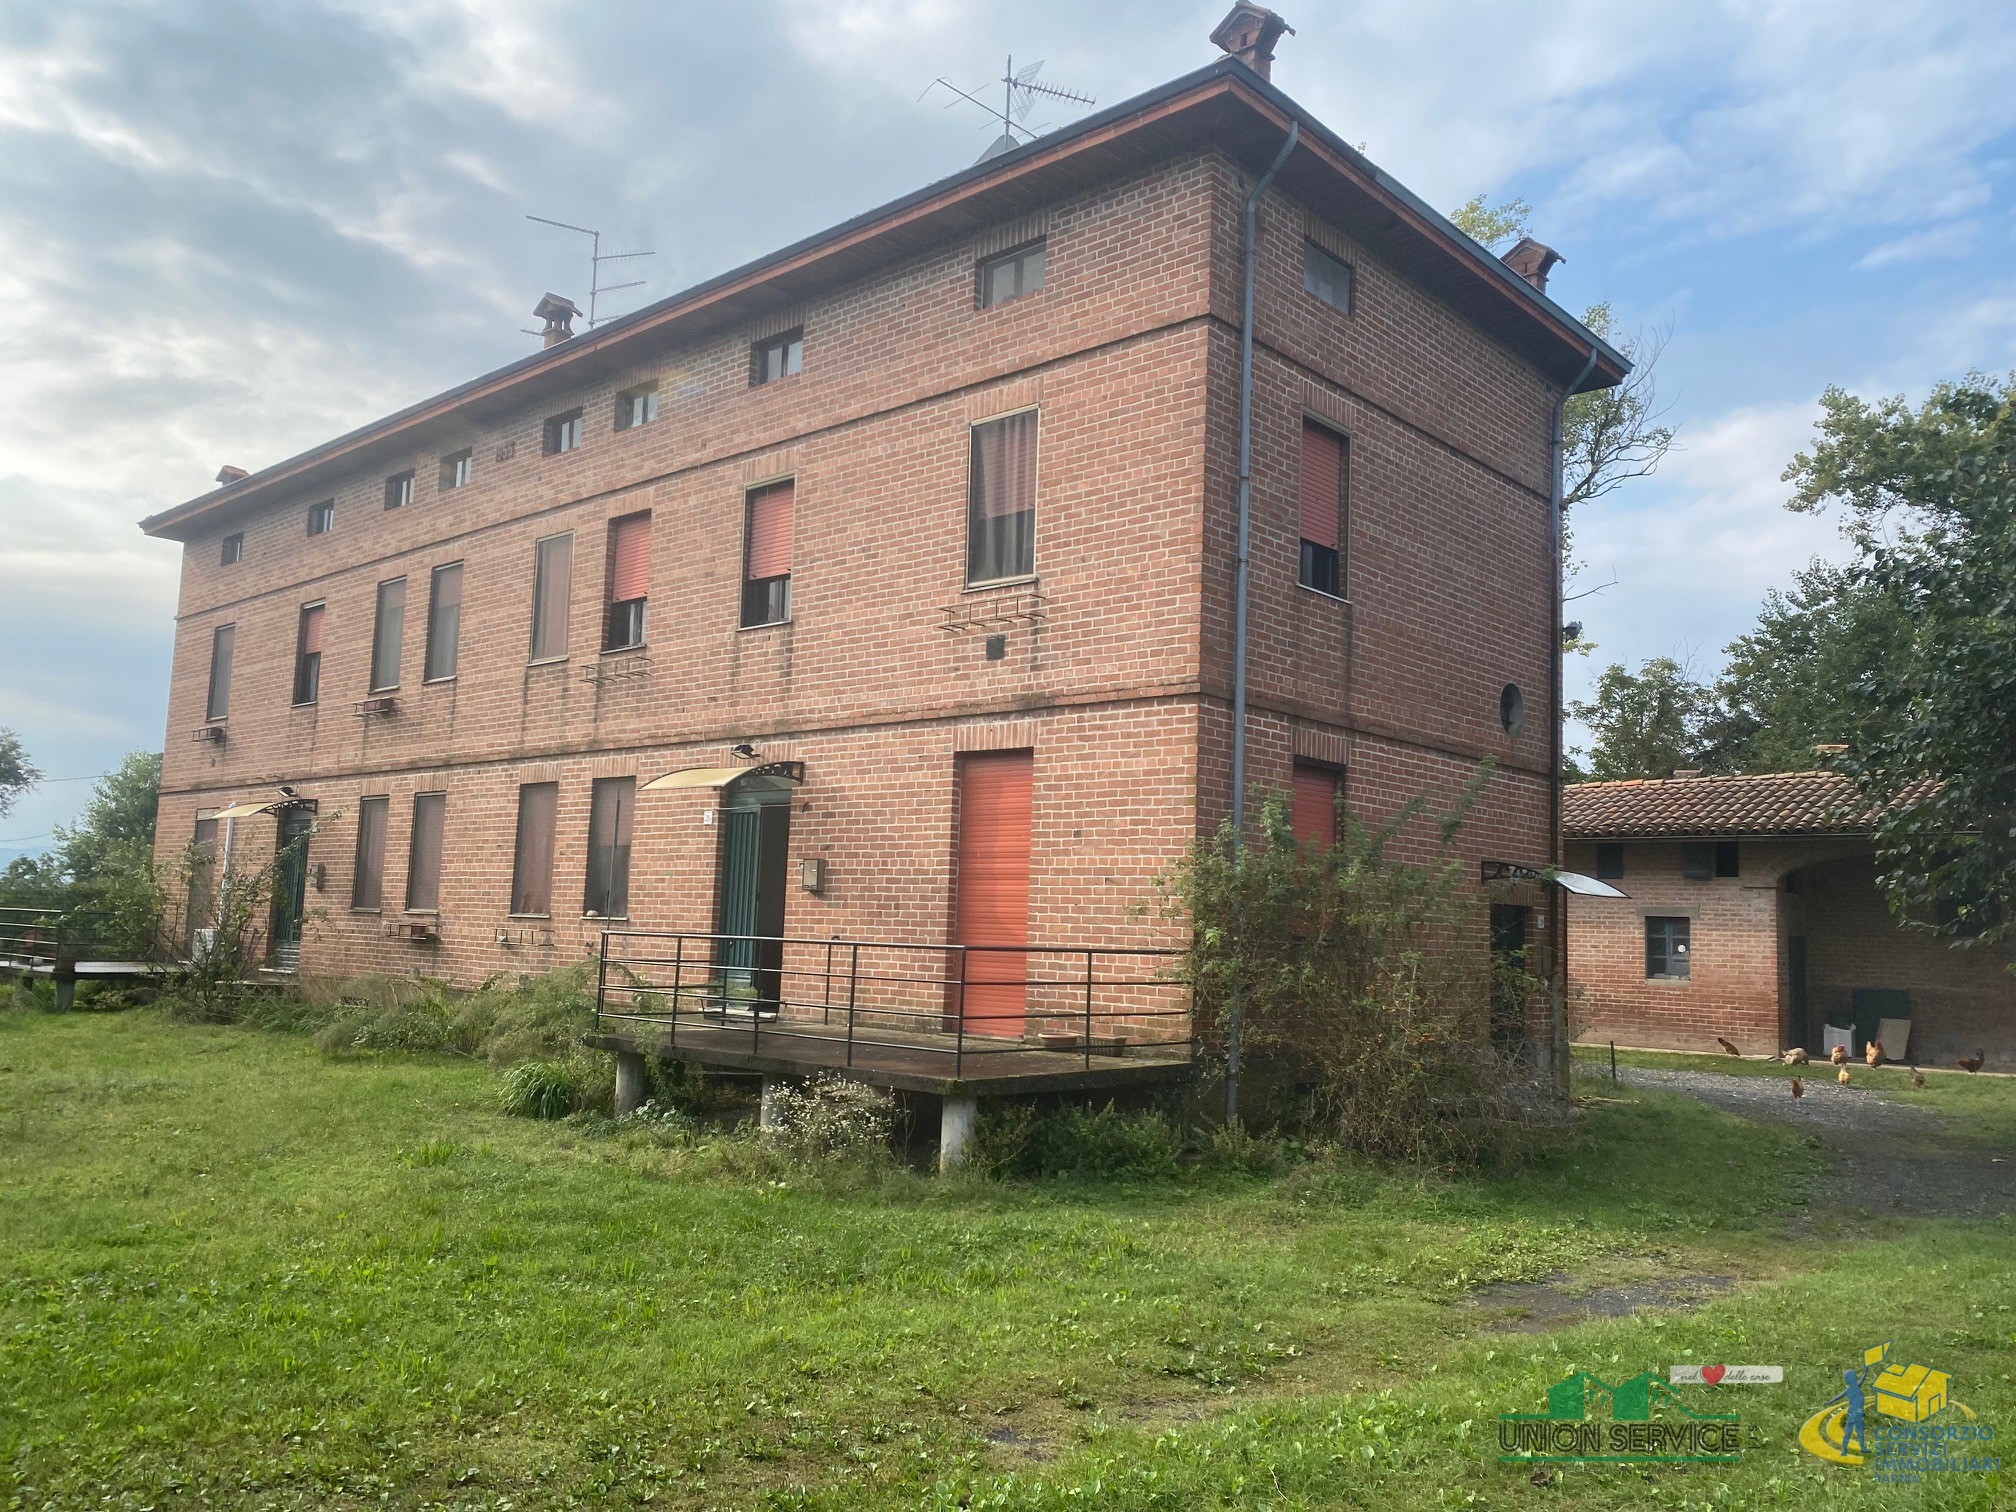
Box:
[53,976,75,1013]
[939,1095,978,1173]
[759,1077,787,1131]
[613,1050,647,1116]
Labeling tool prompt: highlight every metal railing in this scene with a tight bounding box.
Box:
[0,905,123,970]
[595,929,1190,1078]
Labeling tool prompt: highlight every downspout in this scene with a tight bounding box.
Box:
[1548,346,1599,1100]
[1224,119,1299,1126]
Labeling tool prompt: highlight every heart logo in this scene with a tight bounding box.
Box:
[1701,1365,1727,1385]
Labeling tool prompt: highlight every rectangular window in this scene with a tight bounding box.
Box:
[1303,241,1354,314]
[1594,842,1625,880]
[406,792,445,911]
[976,241,1046,308]
[530,534,573,661]
[583,776,635,918]
[1715,841,1740,878]
[369,577,406,692]
[220,532,243,566]
[750,328,803,386]
[306,500,334,536]
[439,449,473,491]
[1680,842,1714,880]
[424,562,462,681]
[741,482,793,627]
[615,382,658,431]
[351,796,388,911]
[604,513,652,649]
[509,782,559,917]
[967,410,1037,584]
[1299,420,1346,596]
[292,603,324,705]
[190,817,220,934]
[543,410,585,455]
[384,471,414,510]
[1646,916,1691,979]
[205,624,235,721]
[1290,762,1342,849]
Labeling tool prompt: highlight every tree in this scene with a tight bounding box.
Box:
[1567,657,1721,782]
[1784,374,2016,948]
[54,751,161,885]
[0,728,36,819]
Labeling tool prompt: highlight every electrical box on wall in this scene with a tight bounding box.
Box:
[800,856,827,894]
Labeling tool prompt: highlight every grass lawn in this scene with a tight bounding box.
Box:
[2,1008,2011,1510]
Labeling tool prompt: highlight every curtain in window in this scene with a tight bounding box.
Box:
[406,793,445,910]
[352,796,388,909]
[609,514,652,602]
[746,482,794,581]
[584,776,635,918]
[510,783,559,915]
[425,565,461,681]
[370,579,406,691]
[968,410,1037,582]
[531,536,573,660]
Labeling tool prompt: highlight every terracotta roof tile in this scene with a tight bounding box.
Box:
[1563,770,1878,838]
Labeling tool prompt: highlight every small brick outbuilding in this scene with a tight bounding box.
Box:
[1564,770,2012,1070]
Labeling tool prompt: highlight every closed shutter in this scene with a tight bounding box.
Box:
[300,604,324,654]
[609,514,651,601]
[406,793,445,911]
[746,481,793,580]
[1291,762,1341,849]
[510,782,558,916]
[531,535,573,660]
[1299,422,1344,550]
[953,749,1033,1037]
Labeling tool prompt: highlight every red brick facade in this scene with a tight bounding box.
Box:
[145,67,1605,1012]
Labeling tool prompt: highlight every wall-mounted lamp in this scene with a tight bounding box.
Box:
[310,863,327,892]
[799,856,827,894]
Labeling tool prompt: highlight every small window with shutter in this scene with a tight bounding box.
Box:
[604,513,651,649]
[1298,420,1346,597]
[543,410,584,455]
[741,481,793,627]
[306,500,334,536]
[509,782,559,917]
[369,578,406,692]
[220,532,243,566]
[293,603,324,705]
[351,796,389,911]
[967,410,1037,584]
[406,792,445,911]
[530,534,573,661]
[614,382,658,431]
[750,330,803,386]
[384,471,414,510]
[1290,762,1342,849]
[439,449,473,491]
[205,624,235,722]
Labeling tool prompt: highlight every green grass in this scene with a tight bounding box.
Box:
[1,1009,2010,1509]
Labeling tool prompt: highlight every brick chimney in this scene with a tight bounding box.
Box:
[214,465,249,485]
[533,292,582,348]
[1501,236,1563,293]
[1812,743,1851,767]
[1211,4,1294,80]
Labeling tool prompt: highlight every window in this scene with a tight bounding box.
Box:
[1303,241,1354,313]
[1291,762,1342,849]
[292,603,324,705]
[509,782,559,916]
[405,794,445,911]
[220,533,243,566]
[439,449,473,491]
[1715,841,1740,878]
[190,817,220,934]
[1594,843,1625,880]
[1298,420,1346,596]
[423,563,462,681]
[352,796,388,911]
[543,409,584,455]
[406,792,445,911]
[977,241,1046,308]
[750,328,803,386]
[615,382,658,431]
[583,776,635,918]
[530,534,573,661]
[1680,842,1714,880]
[1646,916,1691,979]
[741,482,793,627]
[369,578,406,692]
[967,410,1037,584]
[604,513,652,649]
[384,471,414,510]
[205,624,234,721]
[306,500,334,536]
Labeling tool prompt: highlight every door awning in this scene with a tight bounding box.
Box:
[1481,860,1627,898]
[642,760,804,792]
[212,796,320,821]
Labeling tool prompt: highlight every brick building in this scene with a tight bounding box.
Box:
[141,14,1625,1055]
[1564,771,2013,1069]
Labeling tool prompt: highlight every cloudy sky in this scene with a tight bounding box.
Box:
[2,0,2014,859]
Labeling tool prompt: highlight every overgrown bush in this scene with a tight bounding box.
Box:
[1161,765,1557,1170]
[971,1100,1186,1179]
[499,1060,584,1121]
[758,1075,894,1165]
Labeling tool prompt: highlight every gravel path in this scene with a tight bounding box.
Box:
[1613,1065,2016,1220]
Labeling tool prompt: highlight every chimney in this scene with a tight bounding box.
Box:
[1211,4,1294,81]
[215,465,249,486]
[1671,768,1703,779]
[1501,236,1563,293]
[533,292,582,349]
[1812,743,1851,768]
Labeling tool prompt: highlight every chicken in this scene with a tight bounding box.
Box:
[1911,1069,1926,1089]
[1831,1044,1849,1066]
[1865,1040,1884,1068]
[1716,1037,1742,1057]
[1782,1048,1809,1066]
[1837,1067,1852,1086]
[1790,1077,1804,1099]
[1958,1050,1985,1074]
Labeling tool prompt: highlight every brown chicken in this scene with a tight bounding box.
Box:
[1831,1044,1849,1066]
[1837,1067,1852,1086]
[1783,1047,1809,1066]
[1866,1040,1884,1068]
[1790,1077,1804,1099]
[1716,1037,1742,1057]
[1911,1069,1926,1089]
[1958,1050,1985,1074]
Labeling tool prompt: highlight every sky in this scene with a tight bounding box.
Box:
[2,0,2014,861]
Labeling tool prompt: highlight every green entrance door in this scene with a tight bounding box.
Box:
[715,783,791,1013]
[270,809,312,971]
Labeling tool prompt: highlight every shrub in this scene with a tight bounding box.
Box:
[972,1100,1185,1180]
[758,1076,894,1165]
[499,1060,580,1121]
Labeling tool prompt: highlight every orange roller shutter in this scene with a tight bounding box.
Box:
[609,514,651,601]
[300,604,324,654]
[746,481,793,580]
[954,749,1033,1038]
[1299,422,1344,550]
[1291,763,1341,849]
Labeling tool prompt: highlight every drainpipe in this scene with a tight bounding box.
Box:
[1547,346,1599,1100]
[1224,120,1299,1126]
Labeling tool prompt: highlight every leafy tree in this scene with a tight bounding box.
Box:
[0,728,36,819]
[54,751,160,886]
[1567,657,1720,781]
[1784,374,2016,948]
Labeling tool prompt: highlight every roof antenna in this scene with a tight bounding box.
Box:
[523,216,656,331]
[922,56,1095,164]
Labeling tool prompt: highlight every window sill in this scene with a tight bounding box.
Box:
[367,686,400,696]
[1297,583,1351,606]
[350,908,382,917]
[964,574,1039,593]
[600,642,648,657]
[290,701,317,710]
[738,618,791,632]
[582,914,631,923]
[423,675,456,686]
[527,656,570,669]
[404,908,439,917]
[1646,975,1692,984]
[507,913,552,922]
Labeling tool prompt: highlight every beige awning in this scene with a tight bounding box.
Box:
[642,760,804,792]
[212,796,318,820]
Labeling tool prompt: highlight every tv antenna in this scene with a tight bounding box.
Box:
[923,56,1095,161]
[524,215,655,330]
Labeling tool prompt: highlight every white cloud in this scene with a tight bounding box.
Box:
[1857,220,1982,270]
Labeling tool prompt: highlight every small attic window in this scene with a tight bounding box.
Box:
[1303,241,1354,314]
[219,532,243,566]
[306,500,334,536]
